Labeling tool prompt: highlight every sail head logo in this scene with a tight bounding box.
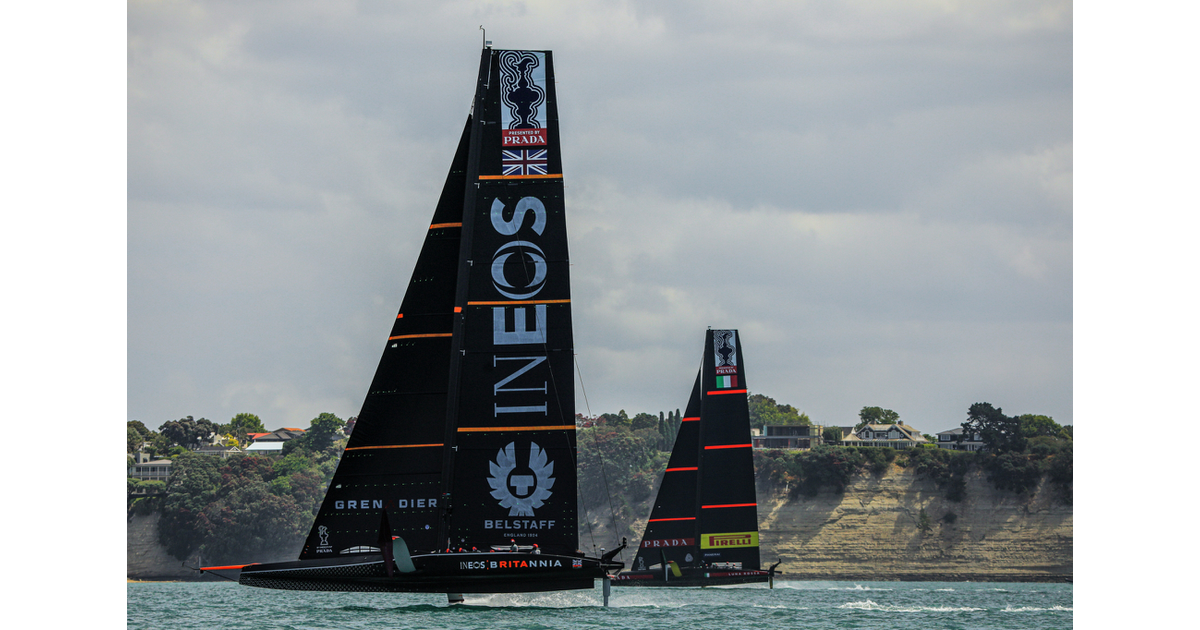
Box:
[488,441,555,516]
[713,329,738,375]
[498,50,548,146]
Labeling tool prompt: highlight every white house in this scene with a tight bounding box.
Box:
[842,423,927,449]
[935,427,985,452]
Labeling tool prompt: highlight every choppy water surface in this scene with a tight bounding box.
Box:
[127,579,1071,630]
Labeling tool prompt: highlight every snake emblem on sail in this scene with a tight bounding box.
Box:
[488,442,555,516]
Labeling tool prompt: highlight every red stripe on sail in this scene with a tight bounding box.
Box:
[665,467,698,472]
[704,444,752,450]
[707,389,748,395]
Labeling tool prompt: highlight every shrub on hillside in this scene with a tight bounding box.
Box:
[1046,442,1072,503]
[156,447,335,562]
[860,446,897,476]
[981,451,1042,494]
[577,424,664,516]
[898,446,971,501]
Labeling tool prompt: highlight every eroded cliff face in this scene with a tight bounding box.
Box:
[756,465,1071,581]
[127,513,200,580]
[586,463,1072,582]
[130,463,1072,581]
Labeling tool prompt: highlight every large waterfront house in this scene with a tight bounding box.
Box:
[128,451,173,482]
[752,424,824,450]
[751,424,854,450]
[935,427,985,451]
[841,423,928,449]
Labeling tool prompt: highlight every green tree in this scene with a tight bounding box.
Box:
[1018,414,1070,440]
[128,425,145,453]
[822,426,844,443]
[224,413,267,445]
[983,450,1041,493]
[630,412,658,431]
[128,420,157,453]
[748,393,811,429]
[599,410,631,428]
[158,416,217,450]
[961,403,1026,453]
[128,420,152,440]
[157,452,224,560]
[576,421,667,540]
[195,480,311,565]
[856,406,900,430]
[306,412,346,452]
[144,432,173,458]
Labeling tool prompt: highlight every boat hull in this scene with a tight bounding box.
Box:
[237,551,612,594]
[610,568,770,587]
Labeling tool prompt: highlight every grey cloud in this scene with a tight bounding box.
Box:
[129,0,1071,431]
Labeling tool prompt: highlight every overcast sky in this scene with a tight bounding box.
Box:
[125,0,1073,434]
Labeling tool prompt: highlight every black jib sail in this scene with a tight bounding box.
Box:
[208,47,625,599]
[614,329,776,587]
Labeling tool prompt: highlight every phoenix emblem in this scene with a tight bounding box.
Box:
[488,441,555,516]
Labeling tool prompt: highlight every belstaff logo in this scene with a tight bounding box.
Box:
[488,442,555,516]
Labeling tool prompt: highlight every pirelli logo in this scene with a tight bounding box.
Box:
[700,531,759,549]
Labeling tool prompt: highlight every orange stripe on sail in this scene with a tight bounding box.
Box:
[466,299,571,306]
[456,425,575,433]
[707,389,748,395]
[388,333,452,340]
[680,417,700,422]
[648,517,696,522]
[701,503,757,509]
[429,222,462,229]
[344,443,443,452]
[665,467,698,472]
[704,444,752,450]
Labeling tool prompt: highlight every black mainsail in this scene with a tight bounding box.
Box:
[612,329,776,587]
[209,47,624,599]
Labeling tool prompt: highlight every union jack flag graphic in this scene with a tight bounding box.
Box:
[501,149,549,176]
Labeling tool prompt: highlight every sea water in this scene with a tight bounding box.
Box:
[127,580,1072,629]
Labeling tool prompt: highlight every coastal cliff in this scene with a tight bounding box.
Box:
[128,462,1071,581]
[127,513,201,580]
[583,462,1072,582]
[756,465,1071,581]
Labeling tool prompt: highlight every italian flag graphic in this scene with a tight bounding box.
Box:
[716,375,737,388]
